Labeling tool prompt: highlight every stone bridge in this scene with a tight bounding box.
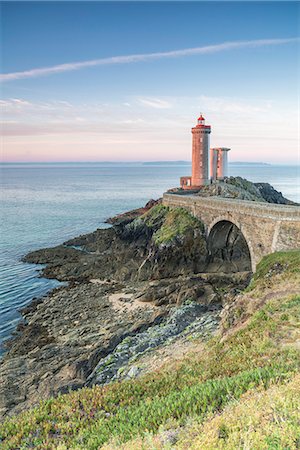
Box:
[163,193,300,272]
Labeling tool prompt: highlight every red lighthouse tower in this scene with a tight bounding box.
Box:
[180,114,211,190]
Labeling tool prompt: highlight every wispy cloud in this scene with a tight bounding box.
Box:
[2,94,297,151]
[138,97,172,109]
[1,38,298,82]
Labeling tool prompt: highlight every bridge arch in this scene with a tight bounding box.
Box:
[163,193,300,273]
[207,216,255,272]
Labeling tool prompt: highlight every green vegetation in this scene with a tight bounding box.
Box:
[118,373,300,450]
[140,204,168,230]
[152,207,204,245]
[247,249,300,291]
[175,373,300,450]
[0,250,299,449]
[137,204,204,245]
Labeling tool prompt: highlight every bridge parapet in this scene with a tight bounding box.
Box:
[163,193,300,220]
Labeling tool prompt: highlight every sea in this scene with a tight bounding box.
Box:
[0,162,299,355]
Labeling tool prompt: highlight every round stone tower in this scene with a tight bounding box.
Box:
[191,114,211,187]
[210,147,231,181]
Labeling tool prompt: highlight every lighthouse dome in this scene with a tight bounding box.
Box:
[197,114,205,125]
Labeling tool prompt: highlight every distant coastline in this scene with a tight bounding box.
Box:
[0,161,275,166]
[229,161,271,166]
[143,161,272,166]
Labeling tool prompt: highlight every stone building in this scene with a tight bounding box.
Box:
[180,115,230,190]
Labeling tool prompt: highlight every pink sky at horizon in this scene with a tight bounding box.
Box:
[1,95,298,164]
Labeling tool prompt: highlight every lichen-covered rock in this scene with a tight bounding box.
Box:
[0,281,164,419]
[0,270,248,419]
[87,302,222,386]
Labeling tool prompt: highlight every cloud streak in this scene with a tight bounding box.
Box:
[138,97,172,109]
[1,38,298,82]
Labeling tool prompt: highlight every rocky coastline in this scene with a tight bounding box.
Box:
[0,207,248,419]
[0,177,294,420]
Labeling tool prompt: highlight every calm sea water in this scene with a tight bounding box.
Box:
[0,163,299,355]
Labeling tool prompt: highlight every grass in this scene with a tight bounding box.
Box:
[220,249,300,330]
[1,362,297,450]
[136,205,204,245]
[246,249,300,292]
[175,372,300,450]
[0,251,299,449]
[153,208,204,245]
[140,204,168,230]
[116,373,300,450]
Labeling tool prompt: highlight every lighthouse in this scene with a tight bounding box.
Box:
[180,114,230,190]
[180,114,211,189]
[191,114,211,187]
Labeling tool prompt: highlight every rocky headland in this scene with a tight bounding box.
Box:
[172,176,298,205]
[0,177,297,423]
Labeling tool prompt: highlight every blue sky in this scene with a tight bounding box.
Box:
[1,1,299,163]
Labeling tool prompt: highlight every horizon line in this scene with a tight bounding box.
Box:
[1,37,299,81]
[1,161,297,166]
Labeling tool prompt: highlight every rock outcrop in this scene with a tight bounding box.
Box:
[23,204,208,282]
[254,182,296,204]
[171,176,297,205]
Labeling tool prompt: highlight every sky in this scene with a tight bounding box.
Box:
[1,1,299,163]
